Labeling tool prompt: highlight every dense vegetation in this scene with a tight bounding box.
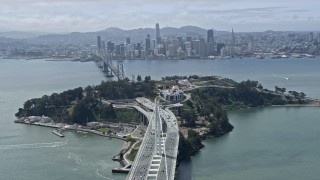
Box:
[127,141,141,161]
[15,79,156,125]
[177,78,309,160]
[178,130,204,161]
[16,74,309,163]
[199,80,283,108]
[180,79,305,137]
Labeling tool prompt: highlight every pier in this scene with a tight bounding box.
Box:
[52,129,64,138]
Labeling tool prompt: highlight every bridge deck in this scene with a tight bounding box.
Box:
[126,98,179,180]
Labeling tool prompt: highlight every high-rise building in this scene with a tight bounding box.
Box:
[155,23,161,44]
[107,41,114,52]
[207,29,214,43]
[167,44,175,57]
[199,38,206,57]
[230,28,235,56]
[120,44,125,56]
[151,40,156,50]
[217,43,225,55]
[115,44,121,55]
[146,34,151,51]
[101,40,106,50]
[307,32,314,42]
[126,37,131,44]
[97,36,101,51]
[207,29,215,56]
[192,40,200,56]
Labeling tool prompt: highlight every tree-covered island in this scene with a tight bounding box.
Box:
[15,75,315,162]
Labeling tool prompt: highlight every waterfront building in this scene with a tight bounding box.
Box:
[157,43,165,55]
[207,29,214,44]
[199,38,206,57]
[221,46,231,56]
[126,37,131,44]
[185,42,192,56]
[160,86,185,102]
[207,29,215,56]
[101,40,106,50]
[167,44,175,57]
[145,34,151,51]
[230,28,235,56]
[115,44,121,55]
[107,41,115,52]
[151,40,156,50]
[140,50,146,58]
[177,37,183,48]
[186,36,192,42]
[192,39,200,56]
[307,32,314,42]
[120,44,125,56]
[97,36,101,51]
[156,23,161,44]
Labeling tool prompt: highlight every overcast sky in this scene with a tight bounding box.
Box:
[0,0,319,33]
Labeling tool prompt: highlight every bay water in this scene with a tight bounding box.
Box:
[0,57,319,180]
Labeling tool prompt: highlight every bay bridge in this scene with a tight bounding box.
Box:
[93,36,125,80]
[126,98,180,180]
[93,36,180,179]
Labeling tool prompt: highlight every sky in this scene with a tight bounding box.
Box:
[0,0,319,33]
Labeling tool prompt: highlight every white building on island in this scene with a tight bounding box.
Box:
[160,86,185,102]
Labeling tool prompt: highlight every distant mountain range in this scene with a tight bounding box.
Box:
[29,26,212,45]
[0,26,315,46]
[0,31,47,39]
[0,26,231,46]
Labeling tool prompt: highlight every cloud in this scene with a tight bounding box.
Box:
[194,6,285,14]
[0,0,319,32]
[285,9,309,13]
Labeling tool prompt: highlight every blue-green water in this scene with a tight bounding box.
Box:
[177,107,320,180]
[0,60,126,180]
[1,58,320,180]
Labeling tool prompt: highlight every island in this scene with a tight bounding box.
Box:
[14,75,319,172]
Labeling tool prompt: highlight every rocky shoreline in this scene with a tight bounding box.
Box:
[14,116,129,141]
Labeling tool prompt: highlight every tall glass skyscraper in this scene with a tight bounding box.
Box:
[97,36,101,51]
[207,29,214,43]
[207,29,215,56]
[155,23,161,44]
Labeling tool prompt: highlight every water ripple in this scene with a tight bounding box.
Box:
[0,141,67,150]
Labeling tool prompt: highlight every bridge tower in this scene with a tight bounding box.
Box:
[94,36,126,80]
[117,61,125,80]
[154,100,163,155]
[104,53,113,77]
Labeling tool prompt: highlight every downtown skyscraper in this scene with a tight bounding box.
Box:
[207,29,214,44]
[155,23,161,44]
[207,29,215,56]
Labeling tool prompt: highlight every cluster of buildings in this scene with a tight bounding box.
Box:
[96,24,320,59]
[159,85,185,102]
[1,23,320,60]
[97,23,237,59]
[1,44,88,60]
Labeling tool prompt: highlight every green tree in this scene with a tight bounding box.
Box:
[101,104,116,120]
[71,100,91,125]
[137,75,142,82]
[181,110,196,127]
[299,92,306,98]
[144,76,151,82]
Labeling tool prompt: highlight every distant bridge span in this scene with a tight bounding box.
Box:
[93,36,125,80]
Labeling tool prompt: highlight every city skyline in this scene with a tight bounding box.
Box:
[0,0,319,33]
